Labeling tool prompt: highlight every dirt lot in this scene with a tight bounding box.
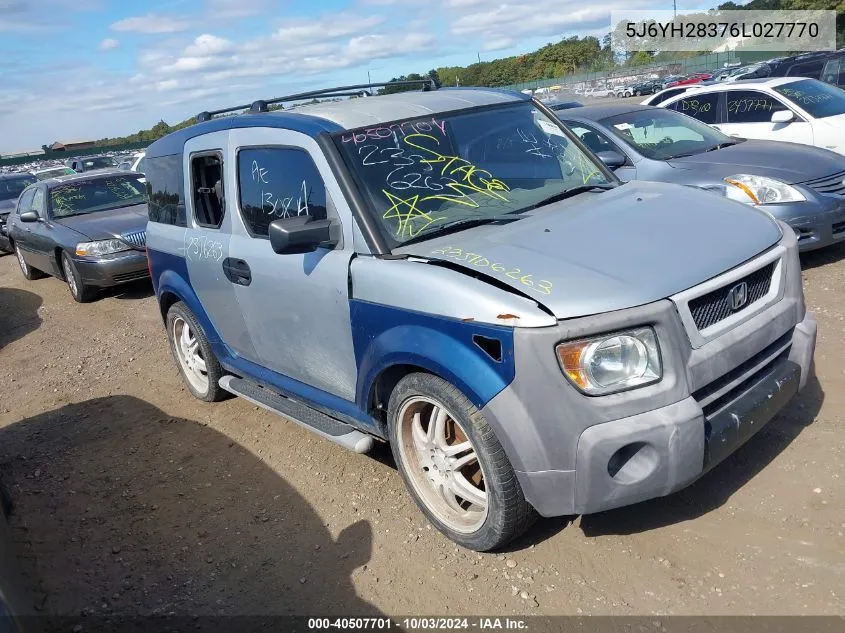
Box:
[0,239,844,621]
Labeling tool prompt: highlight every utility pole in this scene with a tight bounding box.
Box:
[673,0,676,18]
[367,69,371,85]
[477,52,481,63]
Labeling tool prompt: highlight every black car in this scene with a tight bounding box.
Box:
[0,173,37,253]
[545,99,583,111]
[67,155,117,173]
[763,51,845,88]
[631,80,662,96]
[7,171,150,303]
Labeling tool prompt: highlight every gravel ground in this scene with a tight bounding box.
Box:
[0,235,844,621]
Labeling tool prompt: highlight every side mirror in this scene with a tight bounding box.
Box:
[595,150,626,168]
[19,210,39,223]
[771,110,795,124]
[268,216,338,254]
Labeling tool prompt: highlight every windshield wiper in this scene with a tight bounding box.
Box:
[528,182,617,210]
[401,215,521,246]
[704,140,742,152]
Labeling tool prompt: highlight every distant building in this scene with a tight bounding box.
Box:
[50,140,96,152]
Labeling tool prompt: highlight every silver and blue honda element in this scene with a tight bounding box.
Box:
[145,82,817,551]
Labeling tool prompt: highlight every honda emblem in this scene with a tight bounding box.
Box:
[728,281,748,311]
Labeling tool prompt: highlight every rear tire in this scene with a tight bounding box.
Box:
[14,242,45,281]
[387,372,536,551]
[61,252,97,303]
[166,301,228,402]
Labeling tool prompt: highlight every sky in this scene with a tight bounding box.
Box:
[0,0,711,153]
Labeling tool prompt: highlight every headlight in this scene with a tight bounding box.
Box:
[556,327,662,395]
[724,174,805,205]
[75,239,131,257]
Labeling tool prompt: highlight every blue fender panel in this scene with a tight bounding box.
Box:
[350,300,516,409]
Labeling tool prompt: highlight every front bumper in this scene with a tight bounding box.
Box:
[72,250,149,287]
[763,195,845,252]
[512,312,816,517]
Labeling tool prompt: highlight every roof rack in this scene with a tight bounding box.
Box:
[195,79,437,122]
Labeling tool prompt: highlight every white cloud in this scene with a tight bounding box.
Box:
[184,34,235,57]
[98,38,119,51]
[205,0,268,18]
[274,13,384,43]
[482,37,515,51]
[110,13,191,34]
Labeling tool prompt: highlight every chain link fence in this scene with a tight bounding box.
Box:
[502,50,778,93]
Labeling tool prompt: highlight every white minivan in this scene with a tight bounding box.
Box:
[658,77,845,155]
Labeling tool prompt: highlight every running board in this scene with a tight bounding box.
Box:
[218,376,374,454]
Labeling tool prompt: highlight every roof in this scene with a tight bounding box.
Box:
[665,77,813,92]
[0,173,36,181]
[291,88,524,128]
[147,87,528,159]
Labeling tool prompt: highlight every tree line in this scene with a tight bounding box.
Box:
[74,0,845,148]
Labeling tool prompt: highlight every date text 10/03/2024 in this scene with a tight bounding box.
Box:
[307,617,528,630]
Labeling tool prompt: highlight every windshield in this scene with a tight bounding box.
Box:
[0,175,37,201]
[773,79,845,119]
[335,102,613,245]
[600,108,735,160]
[81,156,116,170]
[49,174,147,218]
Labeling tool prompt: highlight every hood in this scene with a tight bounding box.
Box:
[668,139,845,183]
[398,181,781,319]
[55,204,147,241]
[0,199,15,216]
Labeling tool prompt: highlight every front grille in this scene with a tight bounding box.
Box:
[833,221,845,235]
[801,170,845,196]
[113,270,149,283]
[688,262,775,331]
[121,229,147,249]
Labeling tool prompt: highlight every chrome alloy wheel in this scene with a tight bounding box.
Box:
[16,246,28,276]
[397,397,488,533]
[172,316,209,393]
[62,256,78,298]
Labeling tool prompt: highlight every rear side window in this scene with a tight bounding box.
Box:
[787,60,824,80]
[725,90,789,123]
[237,148,328,238]
[668,92,721,124]
[190,153,225,229]
[146,154,187,227]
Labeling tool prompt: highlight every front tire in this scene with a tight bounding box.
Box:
[14,243,45,281]
[61,252,97,303]
[387,373,536,551]
[166,301,227,402]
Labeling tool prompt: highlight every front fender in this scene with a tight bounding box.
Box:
[351,300,515,409]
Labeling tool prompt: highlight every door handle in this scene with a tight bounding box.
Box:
[222,258,252,286]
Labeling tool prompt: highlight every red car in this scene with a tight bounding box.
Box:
[667,72,712,88]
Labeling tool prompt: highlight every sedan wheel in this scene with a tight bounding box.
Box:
[61,252,96,302]
[14,244,44,281]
